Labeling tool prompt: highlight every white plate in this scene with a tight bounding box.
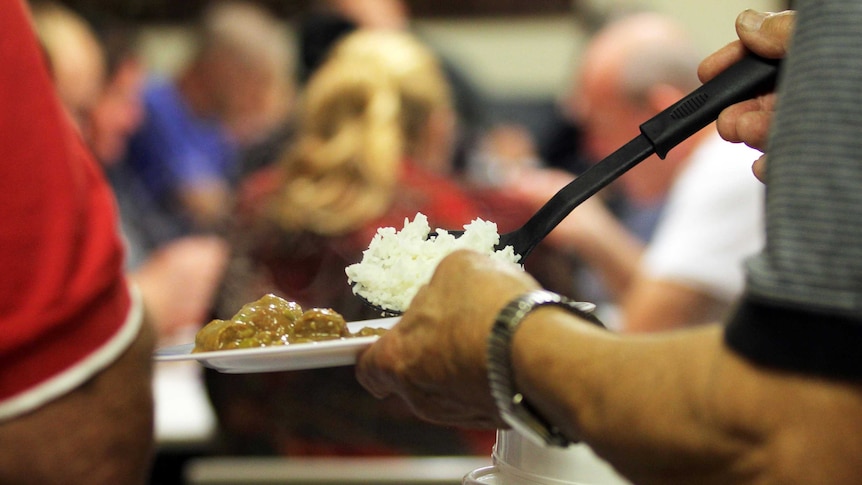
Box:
[154,316,399,373]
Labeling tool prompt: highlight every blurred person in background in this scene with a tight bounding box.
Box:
[296,0,490,174]
[297,0,409,84]
[0,1,154,483]
[33,1,229,342]
[124,0,293,242]
[205,28,577,456]
[293,0,580,292]
[30,0,105,128]
[506,11,765,332]
[205,29,496,457]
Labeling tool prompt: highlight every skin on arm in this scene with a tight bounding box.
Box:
[621,274,726,332]
[508,168,722,332]
[129,234,229,340]
[508,168,644,300]
[552,196,644,300]
[512,305,862,485]
[178,179,233,230]
[0,321,156,485]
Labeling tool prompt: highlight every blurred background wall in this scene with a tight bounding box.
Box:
[129,0,782,101]
[416,0,782,99]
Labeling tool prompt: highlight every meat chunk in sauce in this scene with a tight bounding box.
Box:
[193,294,385,352]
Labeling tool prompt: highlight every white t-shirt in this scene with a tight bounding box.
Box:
[642,133,765,304]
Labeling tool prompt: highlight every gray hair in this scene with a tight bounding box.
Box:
[618,43,701,105]
[195,1,291,74]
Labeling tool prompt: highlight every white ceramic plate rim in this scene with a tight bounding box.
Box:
[153,316,399,373]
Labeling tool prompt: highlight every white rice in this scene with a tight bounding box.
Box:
[346,212,522,312]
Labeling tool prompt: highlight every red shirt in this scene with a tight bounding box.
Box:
[0,0,137,418]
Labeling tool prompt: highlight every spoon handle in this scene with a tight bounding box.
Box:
[511,134,654,258]
[511,54,780,258]
[641,54,780,158]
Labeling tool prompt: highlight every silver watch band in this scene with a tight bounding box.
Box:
[487,289,604,447]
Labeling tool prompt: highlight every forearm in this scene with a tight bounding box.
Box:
[508,307,862,484]
[621,277,727,332]
[507,169,644,298]
[179,181,232,229]
[0,320,156,485]
[511,311,731,453]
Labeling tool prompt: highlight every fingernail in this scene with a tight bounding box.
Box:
[738,9,767,32]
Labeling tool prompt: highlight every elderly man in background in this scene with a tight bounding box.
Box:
[125,1,293,241]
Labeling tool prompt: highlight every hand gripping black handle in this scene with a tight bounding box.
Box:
[639,54,780,158]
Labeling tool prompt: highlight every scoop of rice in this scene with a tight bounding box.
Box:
[345,213,522,313]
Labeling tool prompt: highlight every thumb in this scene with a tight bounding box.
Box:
[736,9,796,59]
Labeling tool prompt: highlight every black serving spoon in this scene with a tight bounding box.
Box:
[355,54,780,316]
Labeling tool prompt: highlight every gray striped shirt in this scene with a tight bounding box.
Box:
[726,1,862,379]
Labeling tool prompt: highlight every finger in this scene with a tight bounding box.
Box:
[698,40,747,83]
[716,98,762,142]
[699,10,795,83]
[752,154,768,182]
[715,95,774,151]
[735,9,796,59]
[735,110,772,152]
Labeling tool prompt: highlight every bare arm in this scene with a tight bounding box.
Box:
[621,275,725,332]
[129,235,229,340]
[508,166,727,332]
[511,304,862,485]
[553,198,644,300]
[0,320,156,485]
[178,179,233,230]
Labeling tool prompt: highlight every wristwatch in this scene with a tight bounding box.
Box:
[487,289,604,447]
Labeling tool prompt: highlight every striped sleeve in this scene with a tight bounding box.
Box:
[725,0,862,380]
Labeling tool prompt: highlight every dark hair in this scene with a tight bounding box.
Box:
[296,11,357,83]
